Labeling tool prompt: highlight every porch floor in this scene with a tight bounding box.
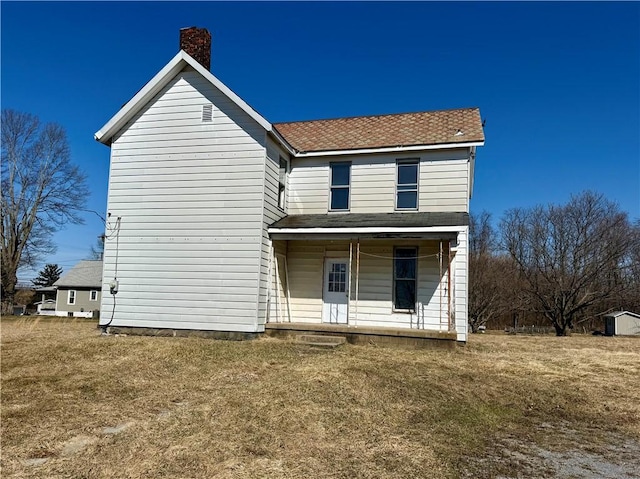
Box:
[264,322,458,349]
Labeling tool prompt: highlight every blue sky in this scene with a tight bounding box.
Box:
[2,1,639,280]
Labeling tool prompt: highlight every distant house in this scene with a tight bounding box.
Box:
[53,260,103,318]
[94,27,484,345]
[604,311,640,336]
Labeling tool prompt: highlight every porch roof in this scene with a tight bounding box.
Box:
[268,212,468,239]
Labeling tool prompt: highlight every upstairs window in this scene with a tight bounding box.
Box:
[394,247,417,311]
[396,160,419,210]
[278,156,288,210]
[330,163,351,211]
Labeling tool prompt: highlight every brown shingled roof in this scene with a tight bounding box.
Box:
[273,107,484,153]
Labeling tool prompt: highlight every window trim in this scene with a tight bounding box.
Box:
[68,290,76,305]
[395,159,419,211]
[90,290,98,301]
[278,155,288,212]
[329,162,351,212]
[392,246,418,312]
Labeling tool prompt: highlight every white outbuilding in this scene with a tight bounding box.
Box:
[603,311,640,336]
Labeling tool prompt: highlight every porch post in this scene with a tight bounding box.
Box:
[355,239,360,328]
[348,241,353,326]
[439,240,444,330]
[447,241,453,331]
[266,241,273,323]
[274,254,282,323]
[283,255,292,323]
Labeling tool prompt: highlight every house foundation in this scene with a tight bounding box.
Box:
[265,322,458,350]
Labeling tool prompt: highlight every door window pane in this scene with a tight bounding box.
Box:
[328,263,346,293]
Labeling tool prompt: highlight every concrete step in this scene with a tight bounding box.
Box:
[297,334,346,348]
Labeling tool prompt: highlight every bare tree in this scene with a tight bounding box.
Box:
[468,211,522,332]
[469,212,500,332]
[500,191,633,336]
[88,235,105,260]
[1,110,88,313]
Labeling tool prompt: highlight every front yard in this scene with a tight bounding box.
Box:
[2,317,639,478]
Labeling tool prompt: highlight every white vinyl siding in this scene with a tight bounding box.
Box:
[259,139,290,326]
[101,68,267,332]
[272,238,466,339]
[288,148,470,214]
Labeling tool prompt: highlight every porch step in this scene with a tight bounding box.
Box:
[297,334,346,348]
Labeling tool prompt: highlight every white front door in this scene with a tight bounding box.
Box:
[322,258,349,324]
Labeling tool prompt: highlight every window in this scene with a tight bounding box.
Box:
[90,290,98,301]
[394,247,417,311]
[68,290,76,305]
[278,156,288,210]
[330,163,351,211]
[396,160,419,210]
[328,262,347,293]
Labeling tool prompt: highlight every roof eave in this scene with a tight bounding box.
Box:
[268,225,468,235]
[292,140,484,158]
[95,51,272,146]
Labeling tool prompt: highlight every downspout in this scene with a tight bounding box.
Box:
[439,240,443,331]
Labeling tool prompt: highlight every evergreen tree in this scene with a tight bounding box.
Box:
[32,264,63,287]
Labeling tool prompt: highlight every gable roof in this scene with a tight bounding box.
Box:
[54,260,103,288]
[604,311,640,319]
[95,50,272,145]
[96,51,483,156]
[274,108,484,154]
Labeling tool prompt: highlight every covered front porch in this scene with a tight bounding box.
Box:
[266,213,469,343]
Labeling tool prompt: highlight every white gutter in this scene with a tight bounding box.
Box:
[268,225,467,235]
[293,141,484,158]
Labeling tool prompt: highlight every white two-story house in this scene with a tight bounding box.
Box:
[95,27,484,345]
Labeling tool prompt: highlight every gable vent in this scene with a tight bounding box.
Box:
[202,104,213,122]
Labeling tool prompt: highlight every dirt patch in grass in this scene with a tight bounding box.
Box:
[2,317,639,478]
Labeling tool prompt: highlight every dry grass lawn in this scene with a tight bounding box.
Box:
[2,316,639,478]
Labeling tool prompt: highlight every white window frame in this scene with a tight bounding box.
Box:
[278,155,288,211]
[90,290,98,301]
[68,290,76,305]
[395,159,419,211]
[329,162,351,212]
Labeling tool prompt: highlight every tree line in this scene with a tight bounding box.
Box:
[469,191,640,336]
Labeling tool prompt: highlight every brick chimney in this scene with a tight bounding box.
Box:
[179,27,211,71]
